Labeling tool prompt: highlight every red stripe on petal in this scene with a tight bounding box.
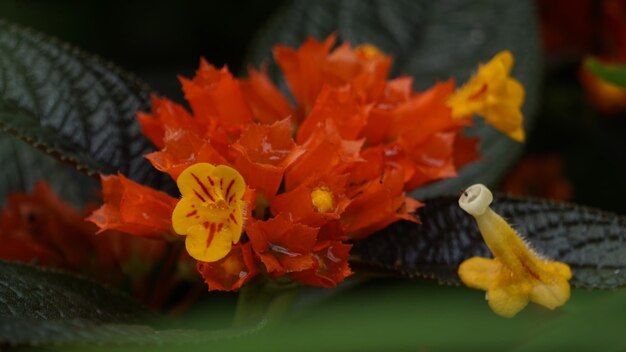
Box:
[207,223,217,248]
[191,173,215,202]
[194,190,207,203]
[225,179,235,197]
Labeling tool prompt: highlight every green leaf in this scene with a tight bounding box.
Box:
[0,261,271,347]
[0,132,98,207]
[246,0,542,198]
[352,195,626,289]
[585,57,626,88]
[0,260,151,322]
[0,260,152,345]
[0,19,173,203]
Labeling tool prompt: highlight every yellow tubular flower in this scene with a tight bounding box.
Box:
[457,184,572,318]
[447,51,526,142]
[172,163,246,262]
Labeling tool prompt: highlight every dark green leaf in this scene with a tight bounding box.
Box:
[246,0,542,198]
[0,19,173,203]
[352,196,626,288]
[0,131,98,207]
[0,318,265,348]
[585,57,626,88]
[0,260,151,323]
[0,261,270,347]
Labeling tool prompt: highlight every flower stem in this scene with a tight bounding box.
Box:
[232,277,299,328]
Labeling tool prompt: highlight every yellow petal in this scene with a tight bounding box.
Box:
[505,78,525,107]
[211,164,246,201]
[487,282,530,318]
[488,50,514,75]
[551,261,573,280]
[447,50,525,143]
[530,279,570,310]
[171,197,200,235]
[185,224,233,262]
[458,257,502,291]
[177,163,217,202]
[530,262,572,309]
[483,104,525,142]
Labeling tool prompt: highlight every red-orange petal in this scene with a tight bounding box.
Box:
[180,61,253,131]
[87,174,178,239]
[246,215,318,276]
[196,243,258,291]
[296,85,370,143]
[145,129,229,181]
[271,173,350,228]
[240,65,297,124]
[231,119,303,198]
[289,240,352,288]
[274,35,337,113]
[286,122,363,191]
[340,167,420,239]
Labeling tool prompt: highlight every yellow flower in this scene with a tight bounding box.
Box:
[457,184,571,318]
[447,51,526,142]
[172,163,246,262]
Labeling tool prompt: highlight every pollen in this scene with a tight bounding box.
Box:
[311,187,334,213]
[356,44,383,59]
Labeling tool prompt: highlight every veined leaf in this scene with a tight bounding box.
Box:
[352,195,626,289]
[0,260,151,324]
[585,57,626,88]
[246,0,542,198]
[0,260,271,348]
[0,131,99,207]
[0,19,173,203]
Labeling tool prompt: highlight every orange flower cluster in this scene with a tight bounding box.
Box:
[88,35,523,291]
[0,182,167,286]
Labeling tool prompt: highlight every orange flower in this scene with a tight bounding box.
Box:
[146,129,229,180]
[271,173,351,229]
[197,243,258,291]
[285,122,363,191]
[1,182,95,268]
[274,35,337,113]
[246,214,318,276]
[296,85,370,142]
[240,65,297,124]
[87,174,178,239]
[138,96,201,149]
[180,59,253,131]
[289,240,352,288]
[231,118,304,199]
[340,166,421,239]
[87,35,525,292]
[1,182,168,289]
[275,35,392,113]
